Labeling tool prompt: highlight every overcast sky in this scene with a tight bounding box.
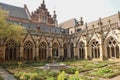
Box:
[0,0,120,23]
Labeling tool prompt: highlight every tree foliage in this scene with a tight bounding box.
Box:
[0,8,24,43]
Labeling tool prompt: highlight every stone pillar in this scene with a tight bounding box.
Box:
[74,43,76,58]
[117,44,120,59]
[49,47,52,57]
[85,45,89,60]
[0,46,5,62]
[36,46,39,61]
[20,46,24,61]
[46,46,49,58]
[33,47,36,61]
[99,43,104,61]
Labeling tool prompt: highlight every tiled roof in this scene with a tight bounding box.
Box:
[0,2,30,20]
[7,20,66,34]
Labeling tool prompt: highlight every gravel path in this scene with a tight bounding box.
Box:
[0,67,16,80]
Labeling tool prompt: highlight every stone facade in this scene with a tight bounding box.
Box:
[0,1,120,62]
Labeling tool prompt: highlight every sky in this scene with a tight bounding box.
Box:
[0,0,120,23]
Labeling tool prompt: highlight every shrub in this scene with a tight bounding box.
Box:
[57,71,67,80]
[68,71,89,80]
[46,77,55,80]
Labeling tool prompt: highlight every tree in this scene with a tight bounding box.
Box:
[0,8,24,45]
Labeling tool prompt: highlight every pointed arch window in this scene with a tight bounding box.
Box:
[91,39,100,58]
[107,37,119,59]
[39,42,47,61]
[23,41,33,61]
[5,39,18,61]
[79,41,85,59]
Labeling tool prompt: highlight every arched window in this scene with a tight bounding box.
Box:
[70,43,74,59]
[5,39,18,61]
[79,41,85,59]
[23,41,33,61]
[52,43,59,57]
[91,39,100,58]
[107,37,119,59]
[63,43,67,59]
[39,42,47,61]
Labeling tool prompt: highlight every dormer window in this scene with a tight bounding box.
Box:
[42,16,47,23]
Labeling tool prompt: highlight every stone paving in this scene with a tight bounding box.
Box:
[0,67,16,80]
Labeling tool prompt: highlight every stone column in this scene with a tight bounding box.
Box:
[99,44,104,61]
[118,44,120,59]
[74,46,79,58]
[20,46,24,61]
[36,46,39,61]
[49,47,52,57]
[85,45,89,60]
[46,46,49,58]
[61,43,64,57]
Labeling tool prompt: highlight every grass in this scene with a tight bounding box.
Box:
[0,60,119,80]
[0,76,4,80]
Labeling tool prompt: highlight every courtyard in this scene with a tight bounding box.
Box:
[0,60,120,80]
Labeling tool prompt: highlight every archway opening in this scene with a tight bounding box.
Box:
[63,43,67,59]
[106,37,119,59]
[70,43,74,59]
[52,43,59,57]
[23,41,33,61]
[79,41,85,59]
[91,39,100,59]
[5,39,18,61]
[39,42,47,61]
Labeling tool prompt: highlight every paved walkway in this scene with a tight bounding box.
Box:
[0,67,16,80]
[99,75,120,80]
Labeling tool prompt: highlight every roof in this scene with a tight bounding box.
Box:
[7,20,66,34]
[59,18,78,29]
[0,2,30,20]
[77,13,119,30]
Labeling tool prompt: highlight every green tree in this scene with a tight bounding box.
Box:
[0,8,24,44]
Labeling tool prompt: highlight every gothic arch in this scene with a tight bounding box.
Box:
[23,41,33,61]
[79,41,85,59]
[106,37,119,59]
[39,42,47,61]
[105,30,120,43]
[52,43,59,57]
[5,39,18,61]
[90,39,100,59]
[39,35,48,44]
